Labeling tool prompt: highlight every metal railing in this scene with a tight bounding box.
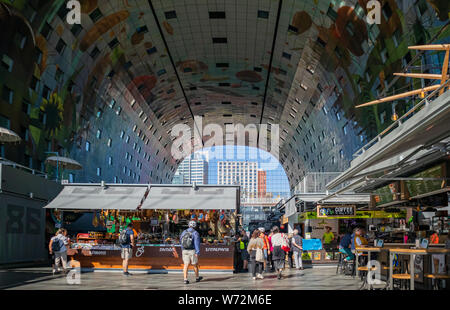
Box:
[352,79,450,158]
[0,157,48,178]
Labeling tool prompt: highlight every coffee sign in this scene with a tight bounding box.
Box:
[317,205,356,218]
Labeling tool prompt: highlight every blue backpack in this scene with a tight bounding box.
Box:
[52,237,63,252]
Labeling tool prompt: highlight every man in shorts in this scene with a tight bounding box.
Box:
[121,223,135,276]
[180,220,202,284]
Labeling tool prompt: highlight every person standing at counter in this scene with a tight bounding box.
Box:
[238,229,249,272]
[322,226,335,247]
[180,220,202,284]
[120,223,135,276]
[430,231,439,244]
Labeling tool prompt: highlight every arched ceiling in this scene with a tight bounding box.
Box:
[0,0,448,189]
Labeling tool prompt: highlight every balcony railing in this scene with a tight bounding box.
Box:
[0,157,48,178]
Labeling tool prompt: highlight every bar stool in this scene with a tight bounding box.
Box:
[357,265,378,290]
[391,273,419,290]
[424,274,450,290]
[336,252,345,274]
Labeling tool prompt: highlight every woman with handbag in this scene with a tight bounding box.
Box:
[269,226,288,279]
[247,230,265,280]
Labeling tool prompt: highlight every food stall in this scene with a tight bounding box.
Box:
[298,208,407,264]
[44,184,240,273]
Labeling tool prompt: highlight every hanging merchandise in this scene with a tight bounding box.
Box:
[92,212,99,227]
[198,212,204,222]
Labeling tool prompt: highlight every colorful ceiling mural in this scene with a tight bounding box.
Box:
[0,0,448,189]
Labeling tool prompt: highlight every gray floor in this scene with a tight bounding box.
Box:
[1,266,363,290]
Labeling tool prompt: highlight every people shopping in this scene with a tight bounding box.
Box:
[247,229,265,280]
[48,228,70,275]
[180,220,203,284]
[269,226,288,279]
[291,229,303,270]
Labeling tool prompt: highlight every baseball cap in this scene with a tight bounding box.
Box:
[188,220,197,228]
[258,227,265,232]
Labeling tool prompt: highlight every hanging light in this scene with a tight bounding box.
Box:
[391,102,398,121]
[419,91,425,98]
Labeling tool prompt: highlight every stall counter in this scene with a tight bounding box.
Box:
[68,243,234,273]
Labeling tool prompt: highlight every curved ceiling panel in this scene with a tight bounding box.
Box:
[0,0,448,189]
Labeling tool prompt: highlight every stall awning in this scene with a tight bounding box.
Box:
[44,185,148,210]
[141,185,239,210]
[295,193,370,204]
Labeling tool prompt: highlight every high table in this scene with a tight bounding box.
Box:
[355,247,382,289]
[388,248,450,290]
[355,247,381,277]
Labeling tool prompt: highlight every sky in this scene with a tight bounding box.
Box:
[192,145,291,197]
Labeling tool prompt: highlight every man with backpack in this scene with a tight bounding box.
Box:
[180,220,202,284]
[49,228,70,275]
[120,223,135,276]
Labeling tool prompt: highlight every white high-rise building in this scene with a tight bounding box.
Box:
[217,161,258,198]
[175,153,208,184]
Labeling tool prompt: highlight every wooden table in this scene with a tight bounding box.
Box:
[355,247,381,277]
[388,248,450,290]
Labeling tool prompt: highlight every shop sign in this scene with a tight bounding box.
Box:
[299,210,406,220]
[317,205,356,218]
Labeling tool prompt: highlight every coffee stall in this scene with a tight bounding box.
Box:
[44,183,240,273]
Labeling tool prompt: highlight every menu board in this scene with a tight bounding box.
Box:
[374,182,398,206]
[406,164,444,198]
[317,205,356,217]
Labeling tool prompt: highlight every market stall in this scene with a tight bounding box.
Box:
[44,184,240,273]
[298,209,407,264]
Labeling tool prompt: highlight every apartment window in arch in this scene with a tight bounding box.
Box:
[69,173,75,183]
[108,156,113,166]
[96,167,101,176]
[1,54,13,72]
[2,86,13,104]
[85,141,91,152]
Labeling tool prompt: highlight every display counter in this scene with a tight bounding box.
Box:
[67,243,234,273]
[300,239,339,264]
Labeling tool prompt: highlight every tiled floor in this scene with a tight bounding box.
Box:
[1,266,363,290]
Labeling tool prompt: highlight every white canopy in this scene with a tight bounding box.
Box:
[141,185,239,210]
[44,185,148,210]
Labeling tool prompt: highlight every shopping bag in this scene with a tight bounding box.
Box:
[256,248,264,262]
[281,234,290,252]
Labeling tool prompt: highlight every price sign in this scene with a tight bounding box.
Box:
[317,205,356,218]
